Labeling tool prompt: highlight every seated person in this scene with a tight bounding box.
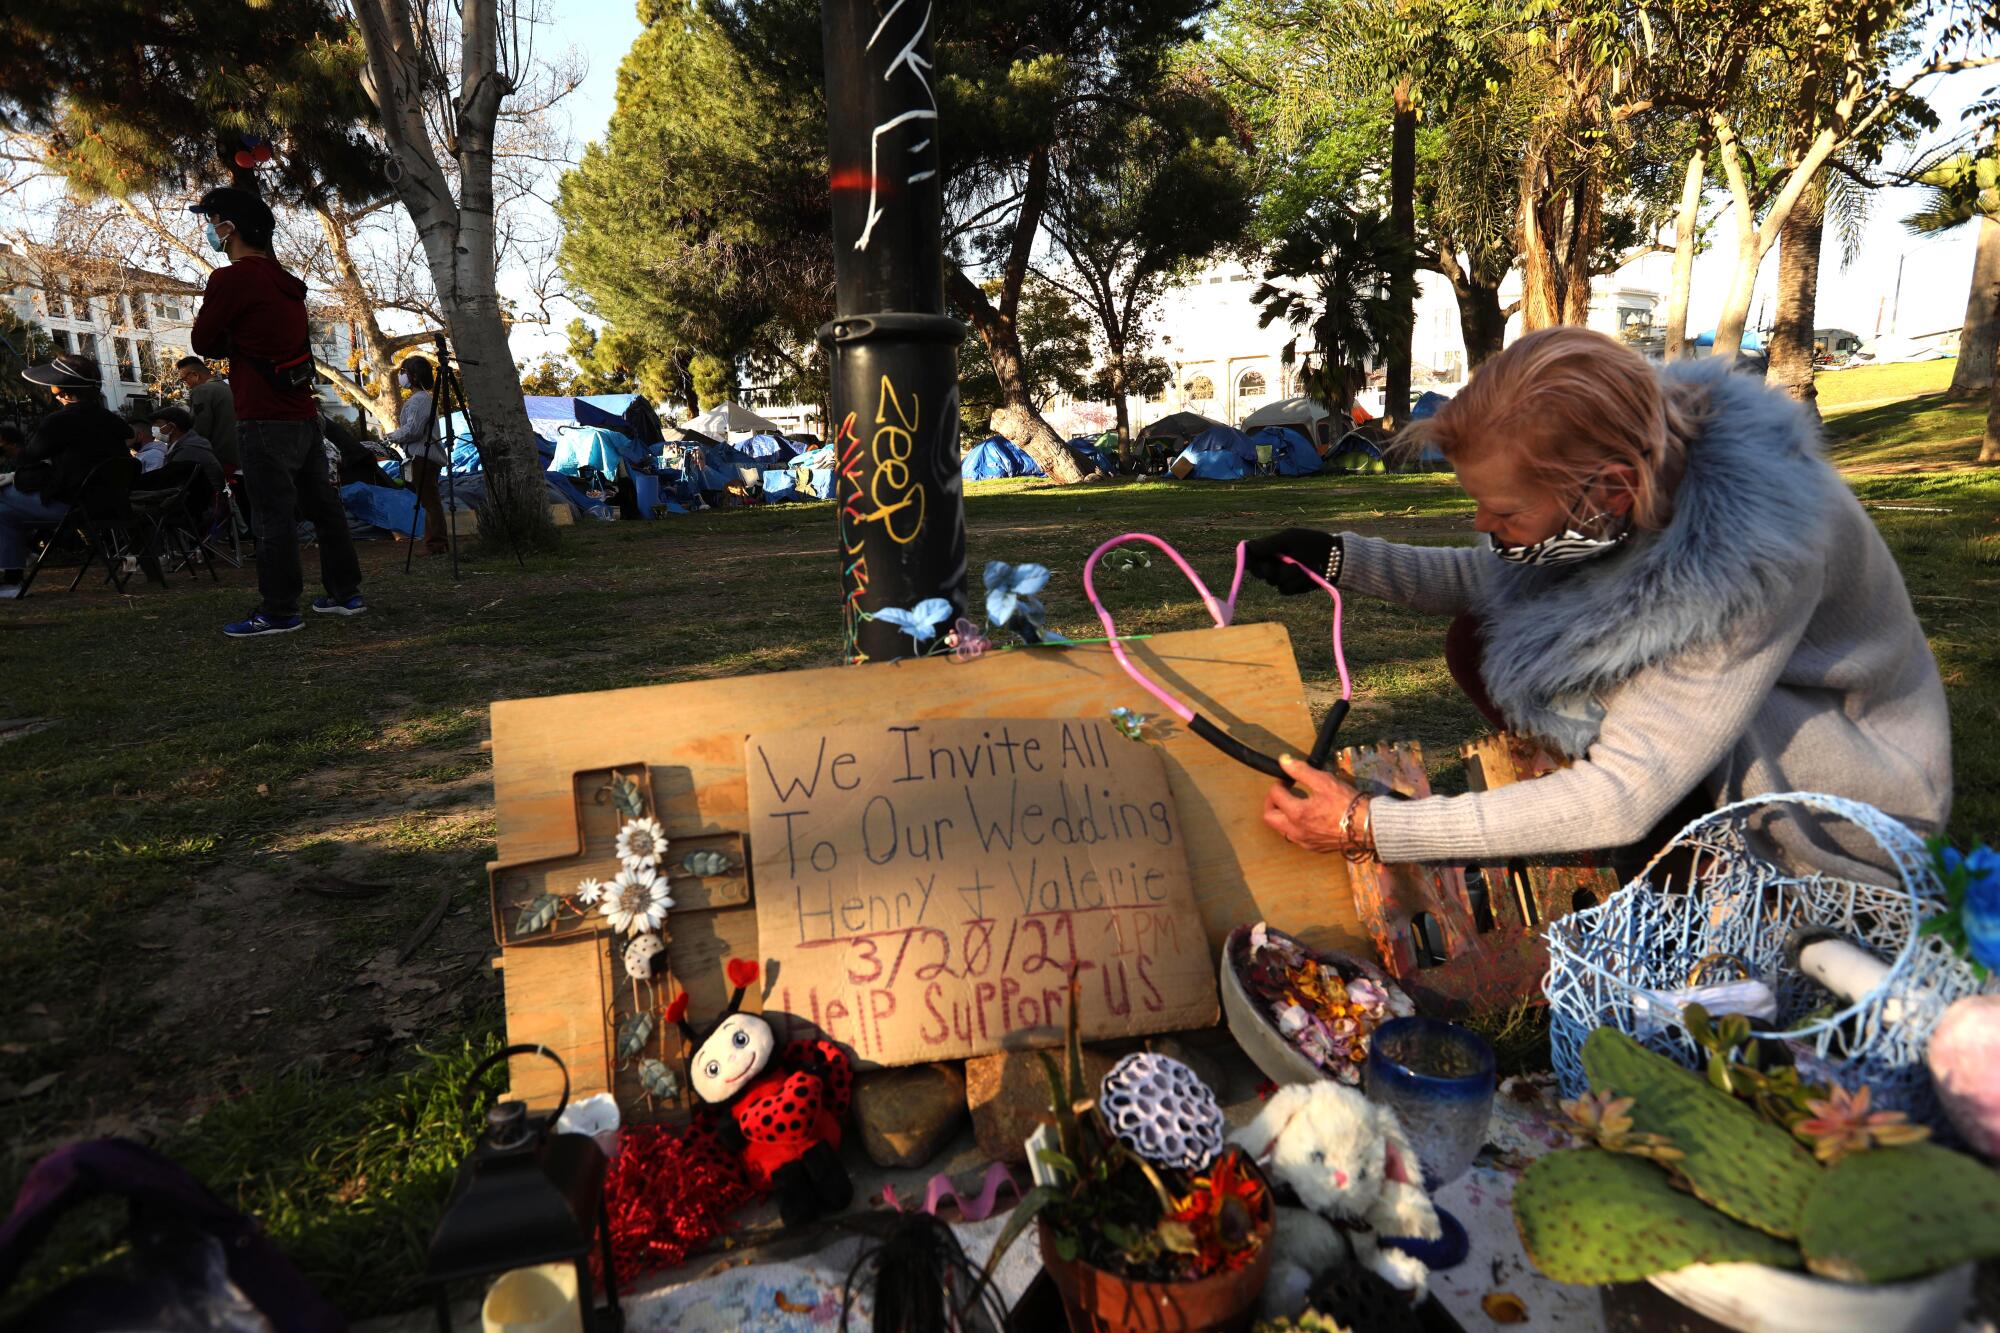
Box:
[129,420,169,473]
[143,406,226,493]
[0,421,23,467]
[2,355,134,593]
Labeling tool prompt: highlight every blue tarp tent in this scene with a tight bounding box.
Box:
[790,444,836,471]
[1065,437,1116,475]
[1694,328,1763,350]
[1410,391,1451,421]
[962,436,1043,480]
[1172,445,1251,480]
[739,432,799,465]
[1247,426,1322,477]
[674,440,760,492]
[1183,425,1258,465]
[547,424,651,478]
[763,467,835,502]
[522,394,649,444]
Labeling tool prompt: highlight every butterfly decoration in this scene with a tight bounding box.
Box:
[983,561,1050,636]
[1109,707,1148,741]
[946,617,990,662]
[873,597,954,644]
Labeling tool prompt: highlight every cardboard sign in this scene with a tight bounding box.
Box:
[748,717,1219,1067]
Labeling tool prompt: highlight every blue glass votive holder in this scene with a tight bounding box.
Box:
[1364,1016,1497,1189]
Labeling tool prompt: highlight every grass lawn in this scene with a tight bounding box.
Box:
[1,393,1993,1318]
[1814,357,1956,410]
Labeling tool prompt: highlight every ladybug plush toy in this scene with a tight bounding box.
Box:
[667,959,855,1227]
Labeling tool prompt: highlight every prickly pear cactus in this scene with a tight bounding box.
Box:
[1799,1143,2000,1283]
[1582,1028,1818,1239]
[1513,1149,1801,1284]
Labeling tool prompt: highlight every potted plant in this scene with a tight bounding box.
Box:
[1512,1020,2000,1333]
[986,976,1274,1333]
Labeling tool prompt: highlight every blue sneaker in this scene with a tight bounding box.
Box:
[311,594,367,616]
[223,612,303,638]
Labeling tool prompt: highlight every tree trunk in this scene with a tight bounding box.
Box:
[1518,145,1564,332]
[1107,333,1131,448]
[1385,81,1416,430]
[314,204,401,431]
[1767,188,1824,418]
[1454,280,1507,368]
[1559,158,1603,326]
[1984,334,2000,463]
[1951,214,2000,398]
[1664,141,1706,363]
[1710,237,1760,361]
[946,265,1086,483]
[352,0,557,549]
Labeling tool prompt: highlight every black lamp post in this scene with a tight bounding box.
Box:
[425,1044,623,1331]
[820,0,969,664]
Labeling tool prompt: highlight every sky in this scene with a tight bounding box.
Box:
[524,6,1990,367]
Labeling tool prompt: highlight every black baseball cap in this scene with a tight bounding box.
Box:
[150,405,194,432]
[189,187,276,245]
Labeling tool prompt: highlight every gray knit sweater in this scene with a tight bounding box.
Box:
[1353,361,1951,868]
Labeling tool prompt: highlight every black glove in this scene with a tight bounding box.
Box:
[1243,528,1340,595]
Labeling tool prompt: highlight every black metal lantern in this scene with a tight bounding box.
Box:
[425,1044,623,1331]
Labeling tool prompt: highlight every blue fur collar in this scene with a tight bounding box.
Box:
[1469,359,1831,757]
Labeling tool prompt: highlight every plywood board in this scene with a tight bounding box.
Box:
[488,622,1363,1104]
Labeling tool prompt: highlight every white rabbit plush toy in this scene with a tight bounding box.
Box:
[1229,1080,1441,1320]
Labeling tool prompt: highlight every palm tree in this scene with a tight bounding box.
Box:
[1903,149,2000,464]
[1251,203,1413,427]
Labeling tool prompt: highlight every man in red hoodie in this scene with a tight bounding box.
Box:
[189,187,365,637]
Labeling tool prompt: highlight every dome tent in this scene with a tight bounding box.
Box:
[961,435,1043,480]
[1182,425,1258,465]
[1246,425,1322,476]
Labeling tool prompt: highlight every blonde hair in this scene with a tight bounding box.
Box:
[1417,327,1704,531]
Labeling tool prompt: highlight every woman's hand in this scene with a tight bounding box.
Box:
[1262,754,1374,857]
[1242,529,1337,594]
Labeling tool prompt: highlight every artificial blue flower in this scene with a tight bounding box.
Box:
[1960,845,2000,971]
[983,561,1049,630]
[873,598,954,643]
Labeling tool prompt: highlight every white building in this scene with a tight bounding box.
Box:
[1,241,201,412]
[1107,255,1663,431]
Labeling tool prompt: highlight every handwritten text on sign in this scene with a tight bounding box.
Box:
[747,719,1219,1066]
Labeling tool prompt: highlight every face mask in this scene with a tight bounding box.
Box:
[204,222,228,252]
[1488,487,1633,566]
[397,371,410,389]
[1489,524,1630,566]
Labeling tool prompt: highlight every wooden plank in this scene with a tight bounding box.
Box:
[489,624,1365,1104]
[495,935,614,1107]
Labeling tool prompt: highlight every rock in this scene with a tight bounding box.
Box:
[852,1063,967,1169]
[965,1047,1117,1164]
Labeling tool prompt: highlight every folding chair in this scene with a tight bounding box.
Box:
[202,471,246,568]
[131,469,219,582]
[16,457,158,598]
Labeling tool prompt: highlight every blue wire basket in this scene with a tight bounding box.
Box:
[1544,791,1989,1128]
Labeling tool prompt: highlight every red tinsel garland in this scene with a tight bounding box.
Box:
[601,1122,762,1286]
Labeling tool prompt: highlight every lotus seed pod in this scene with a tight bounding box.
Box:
[1098,1052,1225,1171]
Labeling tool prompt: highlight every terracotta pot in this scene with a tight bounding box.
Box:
[1035,1212,1273,1333]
